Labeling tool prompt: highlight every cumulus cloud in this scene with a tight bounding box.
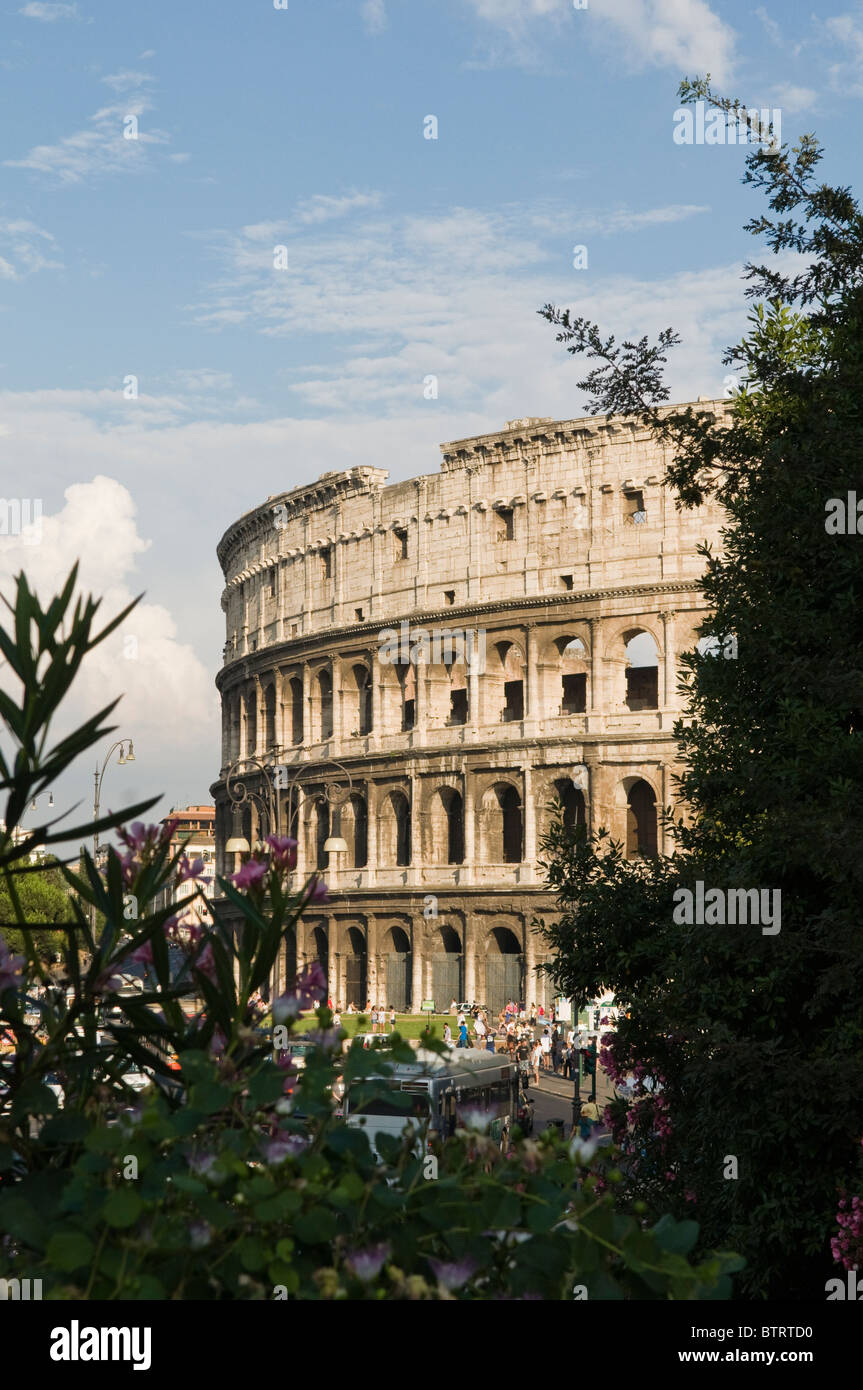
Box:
[459,0,736,81]
[0,476,219,825]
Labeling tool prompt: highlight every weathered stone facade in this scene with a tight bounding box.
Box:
[211,402,727,1012]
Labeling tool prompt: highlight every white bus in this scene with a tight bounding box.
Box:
[343,1046,519,1153]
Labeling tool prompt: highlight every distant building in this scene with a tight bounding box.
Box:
[155,804,216,932]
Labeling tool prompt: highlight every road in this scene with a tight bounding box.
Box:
[527,1065,614,1140]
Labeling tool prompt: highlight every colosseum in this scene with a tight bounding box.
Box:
[211,402,727,1014]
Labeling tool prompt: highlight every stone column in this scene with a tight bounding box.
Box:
[463,768,475,869]
[524,623,535,718]
[327,928,338,1005]
[366,921,378,1005]
[411,922,423,1013]
[369,648,381,740]
[522,762,535,877]
[331,657,343,746]
[464,917,477,1003]
[524,921,538,1012]
[302,663,311,747]
[364,781,377,876]
[415,659,428,738]
[468,661,480,731]
[660,610,676,707]
[587,617,599,712]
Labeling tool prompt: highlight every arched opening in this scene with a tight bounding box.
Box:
[310,926,328,973]
[485,927,523,1015]
[288,676,303,745]
[349,663,373,737]
[342,793,368,869]
[315,669,333,741]
[624,630,659,711]
[314,801,330,870]
[432,924,462,1006]
[429,786,464,865]
[559,636,588,714]
[553,777,587,832]
[382,925,411,1011]
[479,783,522,863]
[500,643,524,723]
[243,690,257,758]
[626,779,658,858]
[263,684,277,750]
[381,790,411,867]
[398,661,416,731]
[343,926,367,1008]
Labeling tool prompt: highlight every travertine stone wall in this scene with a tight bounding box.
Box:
[211,402,727,1012]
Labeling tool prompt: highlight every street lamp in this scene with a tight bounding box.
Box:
[91,739,136,925]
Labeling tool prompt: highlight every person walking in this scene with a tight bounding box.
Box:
[540,1027,552,1072]
[531,1039,542,1085]
[443,1021,452,1044]
[457,1019,469,1048]
[389,1006,396,1032]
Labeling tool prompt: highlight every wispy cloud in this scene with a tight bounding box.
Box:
[0,218,63,278]
[18,2,81,20]
[459,0,736,82]
[4,95,171,185]
[361,0,387,34]
[101,69,156,94]
[572,204,710,235]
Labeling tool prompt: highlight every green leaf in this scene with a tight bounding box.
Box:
[46,1231,95,1271]
[102,1188,144,1228]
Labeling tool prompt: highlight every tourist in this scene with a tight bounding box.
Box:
[443,1021,452,1044]
[449,997,457,1015]
[531,1039,542,1084]
[529,1003,537,1027]
[389,1006,396,1031]
[540,1027,552,1071]
[457,1019,469,1048]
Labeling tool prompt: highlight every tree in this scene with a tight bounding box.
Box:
[0,856,71,960]
[537,79,863,1299]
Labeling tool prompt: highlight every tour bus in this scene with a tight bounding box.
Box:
[343,1046,520,1154]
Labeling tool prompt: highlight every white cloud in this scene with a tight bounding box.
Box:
[193,198,754,419]
[19,2,80,19]
[458,0,735,78]
[590,0,736,86]
[0,477,219,816]
[573,204,710,234]
[362,0,387,34]
[771,84,816,114]
[4,96,170,185]
[101,69,155,94]
[824,12,863,96]
[0,218,63,277]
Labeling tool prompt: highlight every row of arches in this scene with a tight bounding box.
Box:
[279,920,553,1014]
[223,626,668,760]
[230,776,657,867]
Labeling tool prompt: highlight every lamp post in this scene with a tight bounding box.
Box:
[92,739,135,928]
[223,755,354,1003]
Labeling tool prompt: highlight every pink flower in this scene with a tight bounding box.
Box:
[345,1244,390,1282]
[265,835,298,870]
[427,1256,477,1291]
[193,942,218,983]
[262,1131,308,1164]
[177,855,204,884]
[305,876,328,904]
[297,960,327,1008]
[123,941,153,968]
[230,858,268,890]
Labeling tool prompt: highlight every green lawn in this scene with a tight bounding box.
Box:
[294,1012,459,1041]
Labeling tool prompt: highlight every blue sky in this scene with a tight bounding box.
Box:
[0,0,860,832]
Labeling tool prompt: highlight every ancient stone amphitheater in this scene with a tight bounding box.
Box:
[211,403,726,1013]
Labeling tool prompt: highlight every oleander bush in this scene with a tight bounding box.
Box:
[0,570,741,1299]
